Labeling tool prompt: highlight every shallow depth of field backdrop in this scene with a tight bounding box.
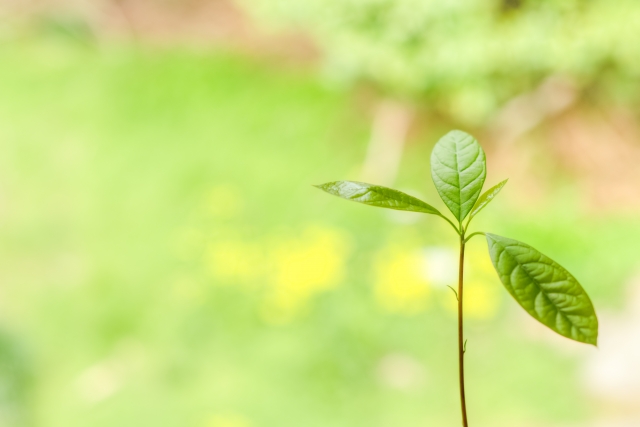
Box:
[0,1,639,426]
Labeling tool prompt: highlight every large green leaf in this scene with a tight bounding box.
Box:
[486,234,598,345]
[430,130,487,222]
[469,179,508,221]
[314,181,442,215]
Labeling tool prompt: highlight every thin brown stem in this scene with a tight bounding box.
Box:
[458,234,469,427]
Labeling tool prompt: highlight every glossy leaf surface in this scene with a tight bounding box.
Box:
[486,233,598,345]
[431,130,486,222]
[469,179,508,220]
[315,181,442,215]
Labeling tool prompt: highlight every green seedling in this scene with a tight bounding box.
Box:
[315,130,598,427]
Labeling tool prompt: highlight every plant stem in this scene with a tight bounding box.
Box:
[458,233,469,427]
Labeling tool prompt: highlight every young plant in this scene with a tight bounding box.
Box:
[314,130,598,426]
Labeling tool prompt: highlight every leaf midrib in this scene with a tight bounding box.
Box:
[433,142,482,216]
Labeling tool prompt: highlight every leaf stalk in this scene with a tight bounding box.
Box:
[441,214,461,234]
[464,231,486,244]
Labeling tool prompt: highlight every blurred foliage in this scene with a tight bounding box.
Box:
[0,331,31,426]
[35,13,96,45]
[242,0,640,123]
[0,38,638,426]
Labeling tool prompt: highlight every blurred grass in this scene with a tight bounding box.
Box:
[0,37,638,427]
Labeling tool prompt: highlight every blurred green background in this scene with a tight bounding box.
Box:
[0,1,639,426]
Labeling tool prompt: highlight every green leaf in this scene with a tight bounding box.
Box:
[486,233,598,345]
[431,130,487,223]
[314,181,442,215]
[469,179,508,220]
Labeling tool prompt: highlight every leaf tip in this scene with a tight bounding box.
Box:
[313,182,334,191]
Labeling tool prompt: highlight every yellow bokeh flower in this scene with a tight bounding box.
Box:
[262,225,351,323]
[373,246,431,315]
[464,244,501,319]
[202,223,351,323]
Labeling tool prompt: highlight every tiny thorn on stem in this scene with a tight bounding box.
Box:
[447,285,459,301]
[463,339,468,354]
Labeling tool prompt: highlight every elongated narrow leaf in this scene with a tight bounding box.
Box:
[430,130,487,222]
[469,179,508,220]
[315,181,442,215]
[486,234,598,345]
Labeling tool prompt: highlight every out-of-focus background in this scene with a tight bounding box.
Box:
[0,1,639,426]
